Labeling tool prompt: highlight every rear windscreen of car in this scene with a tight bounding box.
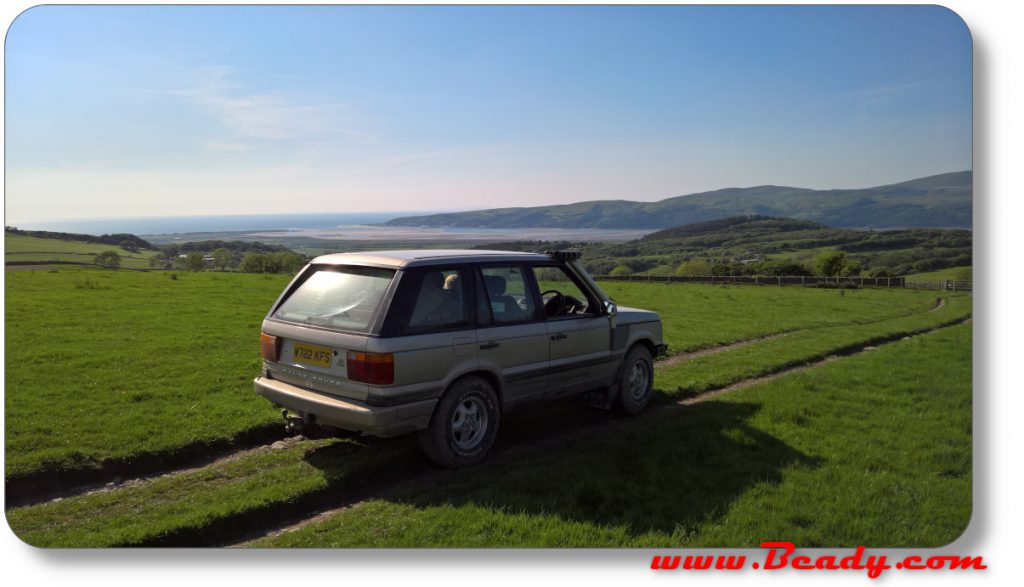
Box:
[273,266,396,332]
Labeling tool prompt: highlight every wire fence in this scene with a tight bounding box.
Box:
[903,279,973,292]
[594,274,973,291]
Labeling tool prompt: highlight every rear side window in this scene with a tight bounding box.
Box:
[273,266,395,332]
[479,265,541,325]
[383,268,471,335]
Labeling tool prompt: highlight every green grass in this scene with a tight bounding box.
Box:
[5,293,971,547]
[5,267,951,479]
[4,437,421,547]
[255,323,972,548]
[4,266,293,478]
[4,268,961,480]
[906,265,972,281]
[656,294,971,397]
[5,234,157,269]
[599,281,944,354]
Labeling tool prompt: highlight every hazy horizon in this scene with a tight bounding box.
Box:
[8,168,971,229]
[5,5,971,225]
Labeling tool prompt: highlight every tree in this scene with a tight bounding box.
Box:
[675,259,712,276]
[262,253,283,274]
[94,250,121,269]
[814,251,847,277]
[148,253,166,269]
[184,252,206,272]
[609,264,633,277]
[867,267,893,278]
[240,253,267,273]
[160,244,180,259]
[119,239,139,253]
[711,263,735,276]
[272,251,306,274]
[840,259,862,277]
[211,248,232,271]
[749,261,811,277]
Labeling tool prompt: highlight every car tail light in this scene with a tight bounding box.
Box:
[347,351,394,385]
[261,332,281,361]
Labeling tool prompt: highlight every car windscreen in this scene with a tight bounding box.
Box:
[272,266,396,332]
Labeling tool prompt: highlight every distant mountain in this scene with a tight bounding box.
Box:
[386,171,972,230]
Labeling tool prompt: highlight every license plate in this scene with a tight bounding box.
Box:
[292,342,334,368]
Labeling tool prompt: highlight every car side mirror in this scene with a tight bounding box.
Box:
[603,301,617,317]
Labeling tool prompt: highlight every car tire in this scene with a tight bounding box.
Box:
[418,375,500,468]
[614,344,653,414]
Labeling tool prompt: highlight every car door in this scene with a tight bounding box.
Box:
[475,264,550,406]
[372,266,478,404]
[529,263,614,397]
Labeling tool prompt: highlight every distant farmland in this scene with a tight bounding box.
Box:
[4,233,156,269]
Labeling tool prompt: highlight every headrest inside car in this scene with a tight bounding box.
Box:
[483,275,507,296]
[423,271,446,290]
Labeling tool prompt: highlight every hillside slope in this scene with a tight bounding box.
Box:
[387,171,972,230]
[473,215,972,277]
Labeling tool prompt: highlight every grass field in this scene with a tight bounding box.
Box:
[5,234,157,269]
[4,263,973,548]
[599,280,942,353]
[906,265,973,281]
[6,321,972,547]
[4,267,292,478]
[5,266,961,480]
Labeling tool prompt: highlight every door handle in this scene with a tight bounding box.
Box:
[480,342,500,350]
[550,333,567,341]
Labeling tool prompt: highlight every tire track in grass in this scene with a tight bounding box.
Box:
[39,437,309,506]
[654,296,945,369]
[655,331,792,368]
[4,422,291,509]
[230,314,971,547]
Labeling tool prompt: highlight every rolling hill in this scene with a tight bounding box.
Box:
[387,171,972,230]
[4,233,158,269]
[471,215,972,277]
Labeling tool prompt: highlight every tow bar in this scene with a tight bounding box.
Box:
[281,408,315,435]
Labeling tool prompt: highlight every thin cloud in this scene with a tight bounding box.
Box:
[177,66,374,143]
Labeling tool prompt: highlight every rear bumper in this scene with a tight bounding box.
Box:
[254,377,436,437]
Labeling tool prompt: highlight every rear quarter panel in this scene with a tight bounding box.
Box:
[367,330,479,406]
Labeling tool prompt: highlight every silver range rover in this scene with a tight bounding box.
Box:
[254,250,667,467]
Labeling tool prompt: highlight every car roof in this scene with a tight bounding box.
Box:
[310,249,553,269]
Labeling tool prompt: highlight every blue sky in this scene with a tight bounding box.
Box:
[4,5,971,223]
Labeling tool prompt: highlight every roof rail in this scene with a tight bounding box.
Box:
[545,250,581,261]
